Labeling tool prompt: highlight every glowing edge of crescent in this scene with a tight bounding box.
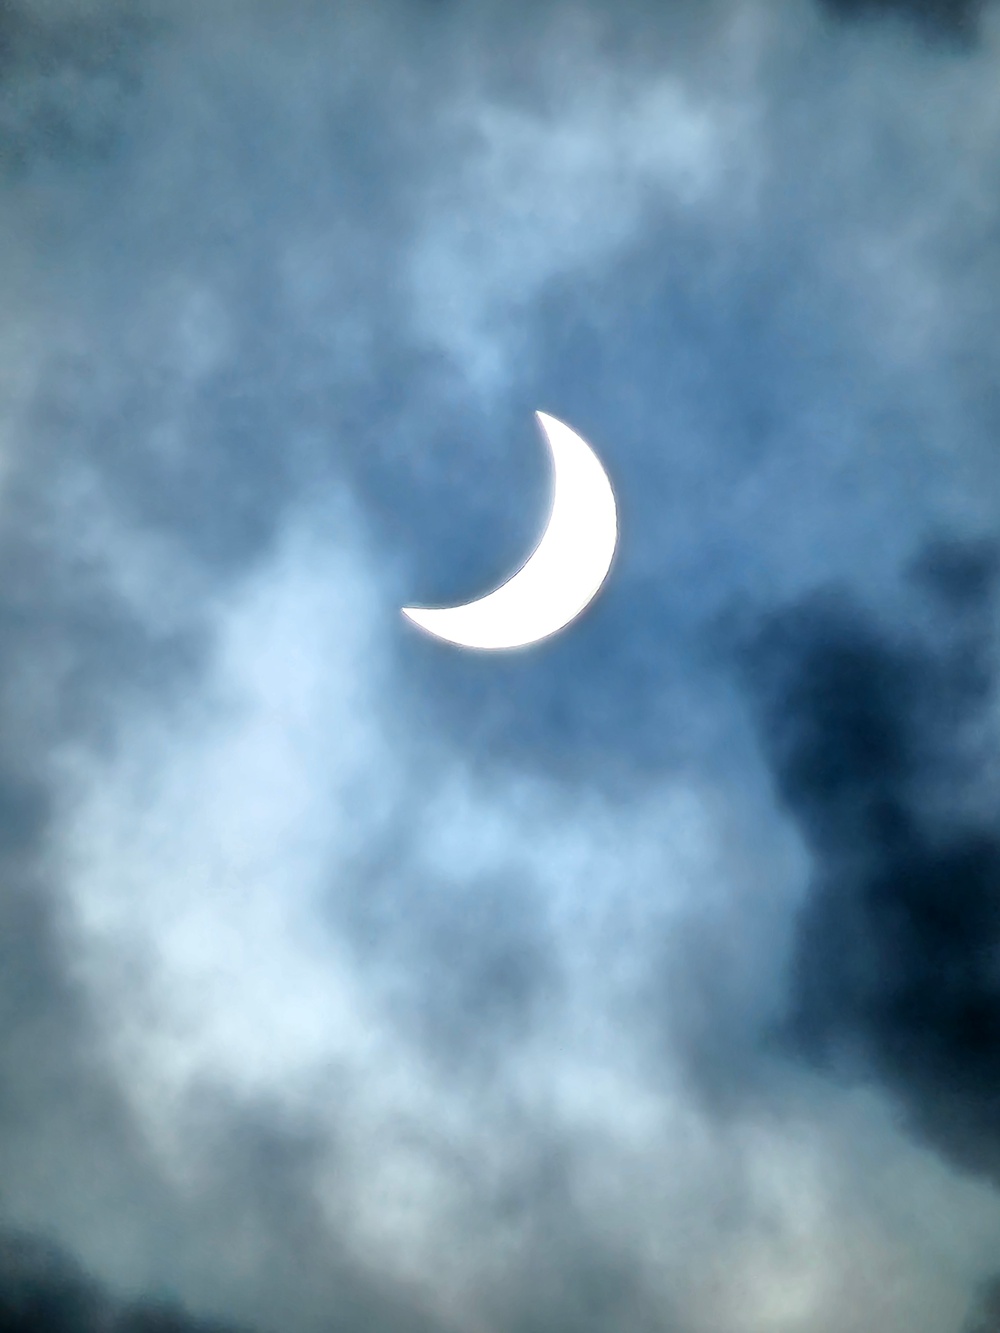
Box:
[401,412,619,651]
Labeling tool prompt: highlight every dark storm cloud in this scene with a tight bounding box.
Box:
[0,1,149,178]
[741,538,1000,1180]
[0,1228,249,1333]
[821,0,985,41]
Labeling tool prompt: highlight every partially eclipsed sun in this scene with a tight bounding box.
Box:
[402,412,618,651]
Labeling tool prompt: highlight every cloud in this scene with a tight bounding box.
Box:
[965,1276,1000,1333]
[0,1,148,180]
[32,499,1000,1333]
[740,538,1000,1182]
[405,40,760,392]
[0,1227,252,1332]
[0,0,1000,1331]
[820,0,986,40]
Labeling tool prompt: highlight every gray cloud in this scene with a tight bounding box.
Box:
[965,1276,1000,1333]
[820,0,985,40]
[0,1227,248,1333]
[740,538,1000,1180]
[1,1,1000,1331]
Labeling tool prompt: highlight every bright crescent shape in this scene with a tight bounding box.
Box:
[401,412,618,650]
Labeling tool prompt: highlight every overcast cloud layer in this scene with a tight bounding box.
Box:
[1,2,1000,1331]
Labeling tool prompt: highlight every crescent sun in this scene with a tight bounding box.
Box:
[401,412,618,651]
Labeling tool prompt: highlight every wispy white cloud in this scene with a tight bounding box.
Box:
[40,493,1000,1332]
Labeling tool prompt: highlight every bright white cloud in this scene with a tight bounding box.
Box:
[41,491,1000,1332]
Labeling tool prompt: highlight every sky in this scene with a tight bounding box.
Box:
[1,0,999,1330]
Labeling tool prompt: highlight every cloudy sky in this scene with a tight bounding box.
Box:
[1,0,1000,1330]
